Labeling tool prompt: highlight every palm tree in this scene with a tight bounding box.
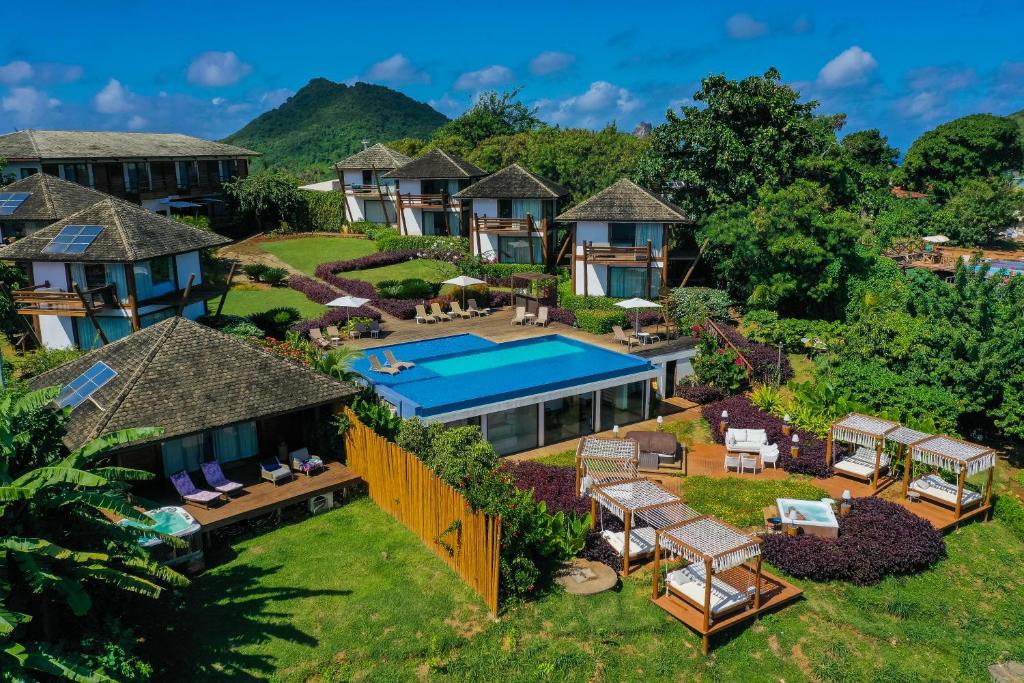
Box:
[313,347,363,383]
[1,387,187,681]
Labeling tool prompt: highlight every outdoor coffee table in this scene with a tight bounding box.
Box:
[636,332,661,345]
[297,456,324,477]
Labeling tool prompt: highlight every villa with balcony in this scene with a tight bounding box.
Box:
[454,164,570,266]
[558,178,690,298]
[0,129,258,216]
[332,143,412,226]
[0,191,230,350]
[0,172,107,242]
[385,149,485,237]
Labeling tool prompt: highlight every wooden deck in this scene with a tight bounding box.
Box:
[169,460,362,533]
[652,566,803,654]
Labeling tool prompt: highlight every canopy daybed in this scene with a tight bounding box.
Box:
[588,478,698,575]
[903,434,995,522]
[575,436,638,495]
[826,413,930,490]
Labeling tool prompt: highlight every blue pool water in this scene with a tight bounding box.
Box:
[354,333,655,418]
[119,506,200,545]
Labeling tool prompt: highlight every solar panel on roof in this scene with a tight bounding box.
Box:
[42,225,103,255]
[54,361,118,410]
[0,192,30,215]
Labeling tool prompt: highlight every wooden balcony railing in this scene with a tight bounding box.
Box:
[344,184,396,198]
[472,215,536,233]
[397,193,462,210]
[13,283,116,317]
[581,241,654,264]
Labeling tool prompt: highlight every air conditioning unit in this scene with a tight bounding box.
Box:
[309,493,333,515]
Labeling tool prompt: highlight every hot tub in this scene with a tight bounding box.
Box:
[776,498,839,539]
[120,506,204,570]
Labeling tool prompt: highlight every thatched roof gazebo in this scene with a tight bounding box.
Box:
[575,436,638,494]
[904,434,995,521]
[588,478,698,575]
[827,413,930,490]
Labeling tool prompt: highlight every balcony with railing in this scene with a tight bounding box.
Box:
[12,283,117,317]
[397,193,462,210]
[472,215,539,233]
[581,241,655,265]
[344,183,397,199]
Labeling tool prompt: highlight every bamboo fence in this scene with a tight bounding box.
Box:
[343,408,502,613]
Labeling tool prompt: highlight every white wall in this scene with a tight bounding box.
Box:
[397,179,423,235]
[342,170,365,221]
[38,316,75,349]
[468,198,499,256]
[3,163,42,179]
[573,221,610,295]
[175,251,202,289]
[470,198,498,218]
[31,261,68,289]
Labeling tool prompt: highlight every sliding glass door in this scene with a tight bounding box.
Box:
[544,393,595,445]
[487,404,538,455]
[599,381,646,431]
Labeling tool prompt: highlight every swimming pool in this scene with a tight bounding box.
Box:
[119,506,201,547]
[977,260,1024,277]
[776,498,839,539]
[422,339,584,377]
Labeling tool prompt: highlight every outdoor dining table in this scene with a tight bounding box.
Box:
[636,331,661,345]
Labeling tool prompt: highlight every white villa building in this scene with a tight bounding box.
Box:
[454,164,570,265]
[331,143,411,226]
[558,178,690,298]
[384,149,485,237]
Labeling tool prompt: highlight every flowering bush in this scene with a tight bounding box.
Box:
[290,306,380,334]
[693,334,748,393]
[503,461,590,517]
[763,497,945,585]
[717,322,794,385]
[249,336,315,366]
[374,234,469,260]
[548,307,577,326]
[701,395,831,477]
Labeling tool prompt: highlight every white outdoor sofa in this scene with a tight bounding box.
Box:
[725,428,768,453]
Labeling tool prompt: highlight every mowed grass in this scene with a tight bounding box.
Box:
[163,494,1024,682]
[209,285,326,319]
[260,236,377,274]
[681,475,829,528]
[346,259,459,285]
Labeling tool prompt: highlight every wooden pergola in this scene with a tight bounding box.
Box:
[827,413,930,490]
[511,271,558,313]
[574,436,638,495]
[651,516,801,654]
[904,434,995,522]
[588,478,698,575]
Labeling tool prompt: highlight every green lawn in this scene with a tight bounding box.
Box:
[209,286,326,319]
[260,237,377,274]
[345,259,459,285]
[681,475,829,527]
[161,491,1024,682]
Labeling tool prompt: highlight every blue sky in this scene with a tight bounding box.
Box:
[2,1,1022,152]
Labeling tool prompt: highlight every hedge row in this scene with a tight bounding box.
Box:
[298,190,347,232]
[375,234,469,258]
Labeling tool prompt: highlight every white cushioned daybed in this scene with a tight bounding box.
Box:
[834,445,891,480]
[725,429,768,453]
[910,473,982,508]
[601,527,657,560]
[666,563,753,617]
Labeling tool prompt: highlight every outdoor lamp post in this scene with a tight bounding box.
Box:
[840,489,852,517]
[656,415,664,432]
[719,410,729,436]
[782,414,792,437]
[612,425,620,437]
[790,433,800,459]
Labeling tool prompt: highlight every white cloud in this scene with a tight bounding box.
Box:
[428,93,465,117]
[0,61,33,85]
[537,81,641,128]
[529,51,575,76]
[186,51,252,87]
[453,65,514,91]
[211,97,226,106]
[817,46,878,88]
[363,54,430,85]
[906,65,976,93]
[127,115,147,130]
[725,13,768,39]
[2,87,60,120]
[259,88,294,108]
[93,79,134,113]
[893,91,945,121]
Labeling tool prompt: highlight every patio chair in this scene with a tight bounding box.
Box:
[200,461,243,496]
[511,306,528,326]
[740,454,758,474]
[760,443,780,469]
[449,301,473,319]
[467,299,490,316]
[325,326,343,345]
[724,454,741,473]
[430,302,452,322]
[289,447,325,477]
[350,322,368,339]
[369,320,382,338]
[612,325,638,349]
[415,304,436,324]
[384,349,415,369]
[308,328,331,349]
[368,354,400,375]
[169,470,222,509]
[260,457,294,485]
[532,306,549,327]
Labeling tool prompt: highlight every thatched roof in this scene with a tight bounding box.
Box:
[0,173,105,222]
[31,317,357,450]
[454,163,569,199]
[385,148,486,179]
[0,130,258,161]
[333,143,412,170]
[555,178,689,223]
[0,195,230,263]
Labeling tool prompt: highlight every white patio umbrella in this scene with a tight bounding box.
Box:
[922,235,950,244]
[614,297,661,333]
[442,275,486,306]
[326,295,371,322]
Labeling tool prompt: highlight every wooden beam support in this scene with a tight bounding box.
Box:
[176,273,195,316]
[680,237,710,289]
[651,533,662,600]
[622,508,632,576]
[73,284,108,346]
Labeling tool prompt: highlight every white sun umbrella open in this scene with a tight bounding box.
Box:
[614,297,661,333]
[922,235,950,244]
[442,275,486,306]
[327,295,371,322]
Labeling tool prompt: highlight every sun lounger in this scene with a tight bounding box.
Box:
[467,299,490,315]
[308,328,331,349]
[415,304,436,324]
[369,354,400,375]
[260,458,294,485]
[450,302,473,319]
[666,564,753,618]
[511,306,528,325]
[325,326,343,345]
[170,470,222,509]
[612,325,638,348]
[200,461,243,496]
[532,306,549,327]
[600,527,657,560]
[430,302,451,322]
[909,473,982,509]
[384,349,414,369]
[834,446,891,480]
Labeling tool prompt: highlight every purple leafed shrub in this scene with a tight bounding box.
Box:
[548,307,576,326]
[701,395,830,477]
[716,323,794,385]
[504,461,590,518]
[329,277,378,300]
[314,249,418,277]
[676,383,727,405]
[373,298,419,319]
[488,291,512,308]
[288,274,338,304]
[763,497,945,585]
[581,530,622,573]
[290,306,381,333]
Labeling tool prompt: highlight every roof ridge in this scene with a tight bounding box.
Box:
[107,200,140,262]
[36,173,56,217]
[25,130,40,157]
[84,318,180,442]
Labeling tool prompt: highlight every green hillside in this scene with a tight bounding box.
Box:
[1013,108,1024,137]
[223,78,448,179]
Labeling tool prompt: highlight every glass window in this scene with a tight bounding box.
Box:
[422,211,460,236]
[124,162,150,192]
[161,433,205,475]
[175,161,197,189]
[600,381,646,431]
[486,404,538,456]
[211,422,259,463]
[62,163,89,186]
[140,307,176,328]
[364,201,390,224]
[609,223,637,247]
[544,393,594,445]
[218,160,231,182]
[498,236,543,264]
[150,256,173,286]
[445,416,482,430]
[608,267,661,298]
[75,316,132,350]
[20,168,37,179]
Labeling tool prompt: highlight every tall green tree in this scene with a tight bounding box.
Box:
[930,176,1024,245]
[635,68,844,219]
[901,113,1024,198]
[222,171,303,230]
[430,89,545,152]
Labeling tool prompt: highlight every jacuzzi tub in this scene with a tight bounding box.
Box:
[776,498,839,539]
[120,506,204,570]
